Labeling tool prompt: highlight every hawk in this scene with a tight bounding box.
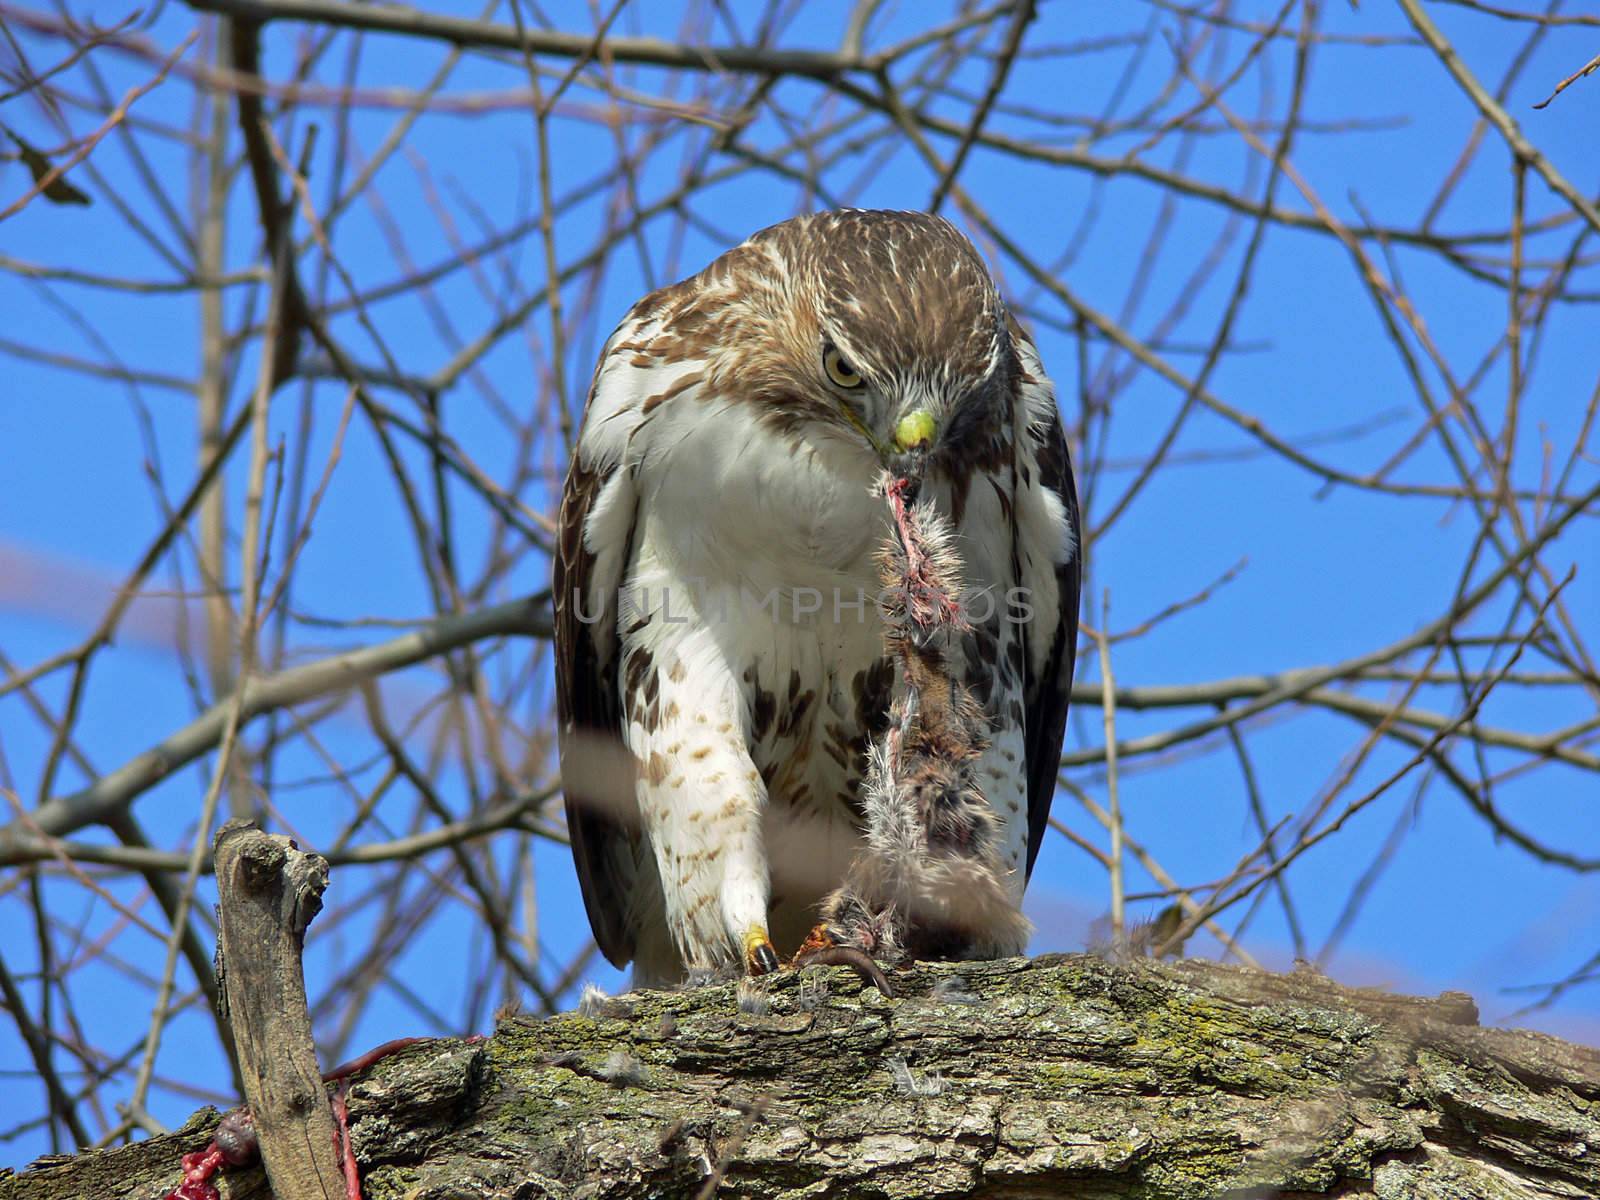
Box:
[555,209,1080,987]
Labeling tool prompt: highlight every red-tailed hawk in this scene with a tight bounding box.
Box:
[555,210,1080,987]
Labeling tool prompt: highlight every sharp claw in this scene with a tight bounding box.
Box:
[789,922,894,998]
[793,945,896,999]
[744,927,780,975]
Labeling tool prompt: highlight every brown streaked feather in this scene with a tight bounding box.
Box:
[554,210,1078,976]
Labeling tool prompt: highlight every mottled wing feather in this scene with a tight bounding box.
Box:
[554,450,637,967]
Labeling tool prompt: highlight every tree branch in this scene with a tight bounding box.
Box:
[6,956,1597,1199]
[0,595,550,847]
[181,0,879,78]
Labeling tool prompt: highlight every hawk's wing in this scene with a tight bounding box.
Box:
[554,452,636,968]
[554,302,683,969]
[1013,324,1082,880]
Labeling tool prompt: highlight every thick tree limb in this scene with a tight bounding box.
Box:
[6,955,1596,1199]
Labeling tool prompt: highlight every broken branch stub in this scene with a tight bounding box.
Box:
[212,818,343,1200]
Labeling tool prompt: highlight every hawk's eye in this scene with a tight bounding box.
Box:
[822,345,864,389]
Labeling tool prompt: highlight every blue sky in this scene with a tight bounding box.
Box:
[2,0,1597,1168]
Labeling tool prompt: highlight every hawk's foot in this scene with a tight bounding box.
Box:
[791,921,837,964]
[744,926,780,975]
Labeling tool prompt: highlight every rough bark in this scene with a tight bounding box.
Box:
[4,955,1596,1199]
[211,819,344,1200]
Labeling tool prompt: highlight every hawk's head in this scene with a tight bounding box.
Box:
[668,209,1015,474]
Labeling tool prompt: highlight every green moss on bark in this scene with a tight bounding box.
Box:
[5,956,1597,1200]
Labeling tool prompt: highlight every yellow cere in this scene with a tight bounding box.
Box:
[894,410,937,452]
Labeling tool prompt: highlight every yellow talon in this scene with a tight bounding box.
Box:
[744,926,780,975]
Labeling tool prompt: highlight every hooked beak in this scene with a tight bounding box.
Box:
[886,408,938,477]
[893,409,938,454]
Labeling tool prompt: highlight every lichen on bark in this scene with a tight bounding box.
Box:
[4,955,1596,1199]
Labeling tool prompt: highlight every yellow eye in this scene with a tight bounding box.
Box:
[822,345,863,389]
